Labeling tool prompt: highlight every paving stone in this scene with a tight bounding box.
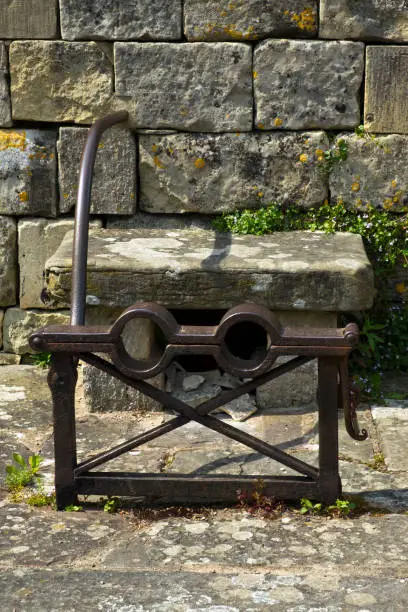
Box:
[45,228,375,311]
[0,217,16,306]
[60,0,182,41]
[166,448,243,475]
[372,404,408,472]
[58,127,136,214]
[139,131,329,212]
[10,41,113,124]
[365,45,408,134]
[0,130,57,216]
[330,133,408,210]
[3,308,69,355]
[18,218,102,309]
[103,514,408,573]
[254,40,364,130]
[0,44,11,127]
[256,358,317,411]
[184,0,317,41]
[0,569,408,611]
[320,0,408,42]
[0,0,57,39]
[114,42,252,132]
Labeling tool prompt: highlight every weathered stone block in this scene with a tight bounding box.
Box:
[0,0,57,39]
[58,127,136,214]
[46,228,374,311]
[82,316,164,412]
[139,131,329,213]
[107,212,213,231]
[365,46,408,134]
[18,218,102,309]
[256,357,317,411]
[60,0,182,41]
[82,365,164,413]
[330,134,408,211]
[185,1,317,41]
[0,217,16,307]
[0,130,57,216]
[3,308,69,354]
[0,353,20,365]
[114,43,252,132]
[254,40,364,130]
[320,1,408,42]
[0,309,3,348]
[0,44,11,128]
[10,42,113,124]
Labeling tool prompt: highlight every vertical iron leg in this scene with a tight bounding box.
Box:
[317,356,341,504]
[48,354,78,510]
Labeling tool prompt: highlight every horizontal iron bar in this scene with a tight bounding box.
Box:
[78,354,319,479]
[76,473,319,503]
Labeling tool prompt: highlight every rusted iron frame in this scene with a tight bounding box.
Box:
[76,352,319,479]
[75,353,315,476]
[35,111,364,507]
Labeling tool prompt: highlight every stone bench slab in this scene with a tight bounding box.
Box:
[45,229,374,311]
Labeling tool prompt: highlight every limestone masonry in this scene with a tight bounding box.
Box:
[0,0,406,364]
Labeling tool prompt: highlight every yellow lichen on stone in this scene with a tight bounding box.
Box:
[253,70,258,79]
[257,191,264,197]
[151,144,158,153]
[194,158,206,169]
[0,130,26,152]
[19,191,29,202]
[299,153,308,163]
[153,155,165,169]
[351,182,360,192]
[391,179,398,189]
[63,193,69,199]
[257,123,265,130]
[274,117,283,127]
[286,7,316,32]
[395,282,406,294]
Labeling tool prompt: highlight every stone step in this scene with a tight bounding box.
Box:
[44,228,374,312]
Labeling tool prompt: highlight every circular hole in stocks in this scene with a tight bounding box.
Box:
[224,321,269,362]
[120,317,167,364]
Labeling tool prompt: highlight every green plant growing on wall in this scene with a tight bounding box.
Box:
[317,138,349,174]
[31,352,52,368]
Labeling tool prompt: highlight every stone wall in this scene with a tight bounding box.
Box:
[0,1,407,360]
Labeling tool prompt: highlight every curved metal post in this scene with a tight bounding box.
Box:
[70,111,129,326]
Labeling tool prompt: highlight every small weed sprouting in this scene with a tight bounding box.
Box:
[300,497,357,518]
[26,491,56,508]
[300,498,323,515]
[327,499,357,517]
[367,453,386,472]
[5,453,43,492]
[64,504,83,512]
[103,497,121,513]
[237,479,286,518]
[31,352,52,368]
